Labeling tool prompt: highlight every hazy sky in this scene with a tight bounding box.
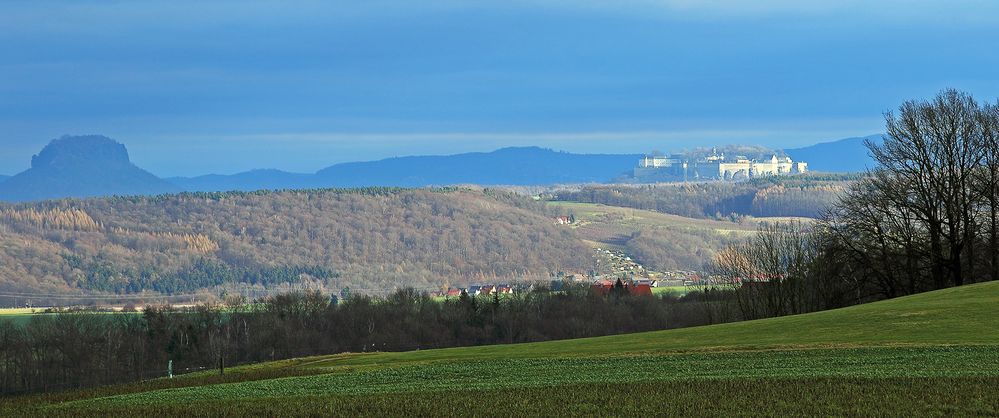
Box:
[2,0,998,176]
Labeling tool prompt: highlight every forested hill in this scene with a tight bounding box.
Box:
[0,188,590,303]
[171,147,641,192]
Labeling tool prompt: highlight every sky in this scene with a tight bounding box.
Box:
[2,0,999,176]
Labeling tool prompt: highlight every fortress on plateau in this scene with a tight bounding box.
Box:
[633,148,808,181]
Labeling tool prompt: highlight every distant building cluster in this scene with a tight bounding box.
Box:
[590,248,703,286]
[553,215,575,225]
[438,284,518,298]
[634,148,807,181]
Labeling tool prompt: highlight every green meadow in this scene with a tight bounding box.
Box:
[5,281,999,417]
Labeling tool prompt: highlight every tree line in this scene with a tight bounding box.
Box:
[0,285,738,395]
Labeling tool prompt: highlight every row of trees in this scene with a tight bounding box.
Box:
[714,90,999,318]
[0,286,737,395]
[61,257,339,295]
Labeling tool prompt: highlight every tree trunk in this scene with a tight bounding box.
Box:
[991,191,999,282]
[929,223,948,289]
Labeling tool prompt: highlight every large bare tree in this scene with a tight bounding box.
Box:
[975,100,999,282]
[869,89,988,288]
[826,89,999,294]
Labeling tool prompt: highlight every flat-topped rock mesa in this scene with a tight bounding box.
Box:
[0,135,179,202]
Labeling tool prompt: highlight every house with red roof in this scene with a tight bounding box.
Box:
[591,279,653,297]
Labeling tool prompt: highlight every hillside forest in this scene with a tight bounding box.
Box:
[0,176,861,305]
[0,188,589,304]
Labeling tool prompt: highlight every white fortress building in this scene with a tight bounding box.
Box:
[634,149,807,181]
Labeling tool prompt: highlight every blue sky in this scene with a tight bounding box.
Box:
[2,0,998,176]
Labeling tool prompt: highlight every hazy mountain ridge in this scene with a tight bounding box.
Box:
[0,135,180,202]
[168,169,319,193]
[168,139,880,192]
[170,147,642,192]
[784,135,882,173]
[0,135,879,202]
[315,147,641,187]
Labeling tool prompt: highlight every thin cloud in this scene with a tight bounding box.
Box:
[3,0,998,33]
[519,0,999,24]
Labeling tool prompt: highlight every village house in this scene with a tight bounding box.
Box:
[591,279,653,297]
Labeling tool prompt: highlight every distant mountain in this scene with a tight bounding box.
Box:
[0,135,879,201]
[169,147,641,191]
[0,175,8,183]
[315,147,640,187]
[0,135,180,202]
[168,169,318,192]
[785,135,883,173]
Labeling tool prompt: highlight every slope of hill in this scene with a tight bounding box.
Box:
[784,134,883,173]
[548,201,755,271]
[13,282,999,417]
[556,176,851,220]
[304,280,999,363]
[0,136,179,202]
[0,188,589,301]
[0,174,8,183]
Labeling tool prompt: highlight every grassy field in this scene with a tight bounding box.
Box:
[0,308,143,326]
[548,201,815,247]
[549,201,758,245]
[0,308,48,326]
[548,201,757,273]
[651,284,719,295]
[5,281,999,417]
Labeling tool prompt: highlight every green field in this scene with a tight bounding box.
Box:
[548,201,758,274]
[6,282,999,417]
[0,308,142,326]
[548,201,758,246]
[0,308,48,326]
[651,284,718,295]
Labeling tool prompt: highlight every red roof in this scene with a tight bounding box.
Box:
[629,284,653,296]
[591,281,653,297]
